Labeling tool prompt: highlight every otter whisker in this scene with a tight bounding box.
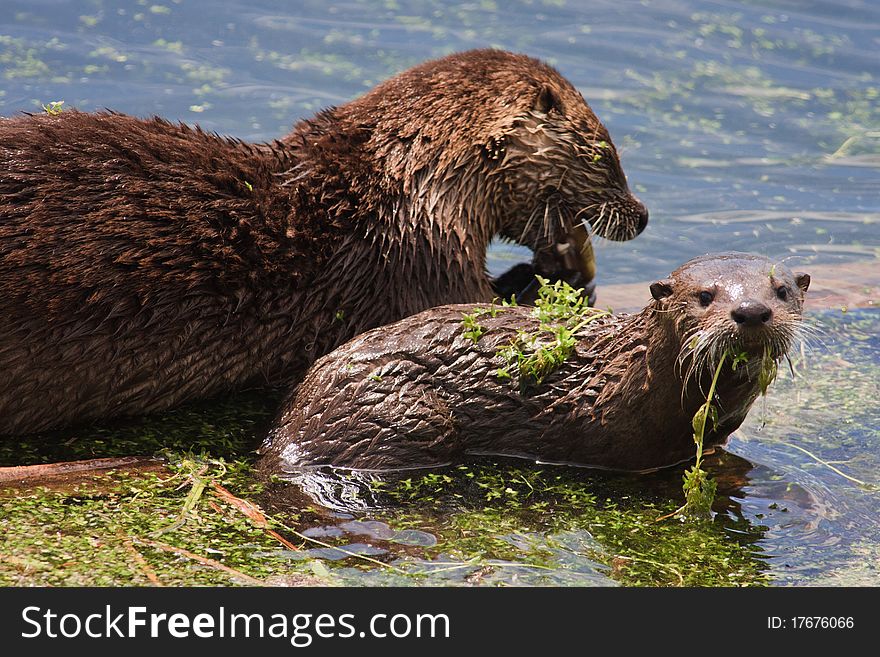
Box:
[556,205,568,241]
[519,203,543,245]
[542,201,552,242]
[589,202,609,239]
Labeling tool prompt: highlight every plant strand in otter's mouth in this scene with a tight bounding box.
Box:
[677,345,781,520]
[675,318,794,400]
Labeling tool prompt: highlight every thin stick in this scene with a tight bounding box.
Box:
[210,482,301,552]
[777,441,877,489]
[655,504,686,523]
[121,535,163,586]
[0,457,159,483]
[134,538,266,586]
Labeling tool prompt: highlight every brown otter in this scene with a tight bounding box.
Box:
[257,253,809,473]
[0,49,647,435]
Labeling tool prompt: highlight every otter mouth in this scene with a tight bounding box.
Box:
[534,222,596,285]
[730,331,792,363]
[579,194,649,242]
[495,223,597,305]
[677,325,794,392]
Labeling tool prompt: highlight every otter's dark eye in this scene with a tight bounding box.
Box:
[699,291,714,307]
[484,136,506,162]
[776,286,788,301]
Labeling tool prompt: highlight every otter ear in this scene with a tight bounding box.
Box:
[534,85,561,114]
[794,272,811,293]
[650,279,674,301]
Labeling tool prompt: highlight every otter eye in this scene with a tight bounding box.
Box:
[484,136,506,162]
[776,286,788,301]
[698,291,714,307]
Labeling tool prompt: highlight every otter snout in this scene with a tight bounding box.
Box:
[731,300,773,327]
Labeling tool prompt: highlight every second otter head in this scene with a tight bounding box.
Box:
[346,49,647,278]
[487,66,649,246]
[649,253,810,377]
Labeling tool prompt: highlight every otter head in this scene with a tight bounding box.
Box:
[347,49,647,281]
[649,253,810,383]
[487,66,648,248]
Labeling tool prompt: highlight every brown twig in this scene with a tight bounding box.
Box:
[0,457,160,483]
[120,535,163,586]
[211,482,301,552]
[134,537,266,586]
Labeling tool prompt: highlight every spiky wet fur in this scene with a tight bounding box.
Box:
[0,49,646,435]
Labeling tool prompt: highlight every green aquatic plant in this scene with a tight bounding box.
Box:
[498,277,609,387]
[461,310,486,343]
[460,304,504,343]
[757,348,778,396]
[459,277,608,385]
[368,462,770,586]
[42,100,64,115]
[679,351,727,519]
[678,347,779,519]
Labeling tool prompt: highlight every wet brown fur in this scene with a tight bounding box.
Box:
[0,49,646,435]
[258,253,809,473]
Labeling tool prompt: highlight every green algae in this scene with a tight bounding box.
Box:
[367,463,770,586]
[0,391,279,467]
[461,278,609,387]
[0,390,768,587]
[0,462,288,586]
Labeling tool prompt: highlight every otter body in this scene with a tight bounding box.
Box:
[258,253,809,473]
[0,49,646,434]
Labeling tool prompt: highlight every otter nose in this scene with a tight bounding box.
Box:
[731,300,772,327]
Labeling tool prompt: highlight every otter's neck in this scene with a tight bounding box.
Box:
[602,308,683,400]
[280,112,499,308]
[376,158,500,305]
[612,308,763,445]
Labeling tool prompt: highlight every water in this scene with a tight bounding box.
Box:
[2,0,877,281]
[1,0,878,586]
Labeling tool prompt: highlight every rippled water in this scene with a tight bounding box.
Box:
[1,0,878,585]
[2,0,877,281]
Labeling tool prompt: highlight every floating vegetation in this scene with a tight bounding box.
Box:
[495,277,608,387]
[41,100,64,115]
[359,462,771,586]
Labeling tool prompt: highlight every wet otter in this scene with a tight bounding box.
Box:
[258,253,809,473]
[0,49,647,435]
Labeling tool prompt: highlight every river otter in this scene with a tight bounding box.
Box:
[0,49,647,435]
[258,253,809,473]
